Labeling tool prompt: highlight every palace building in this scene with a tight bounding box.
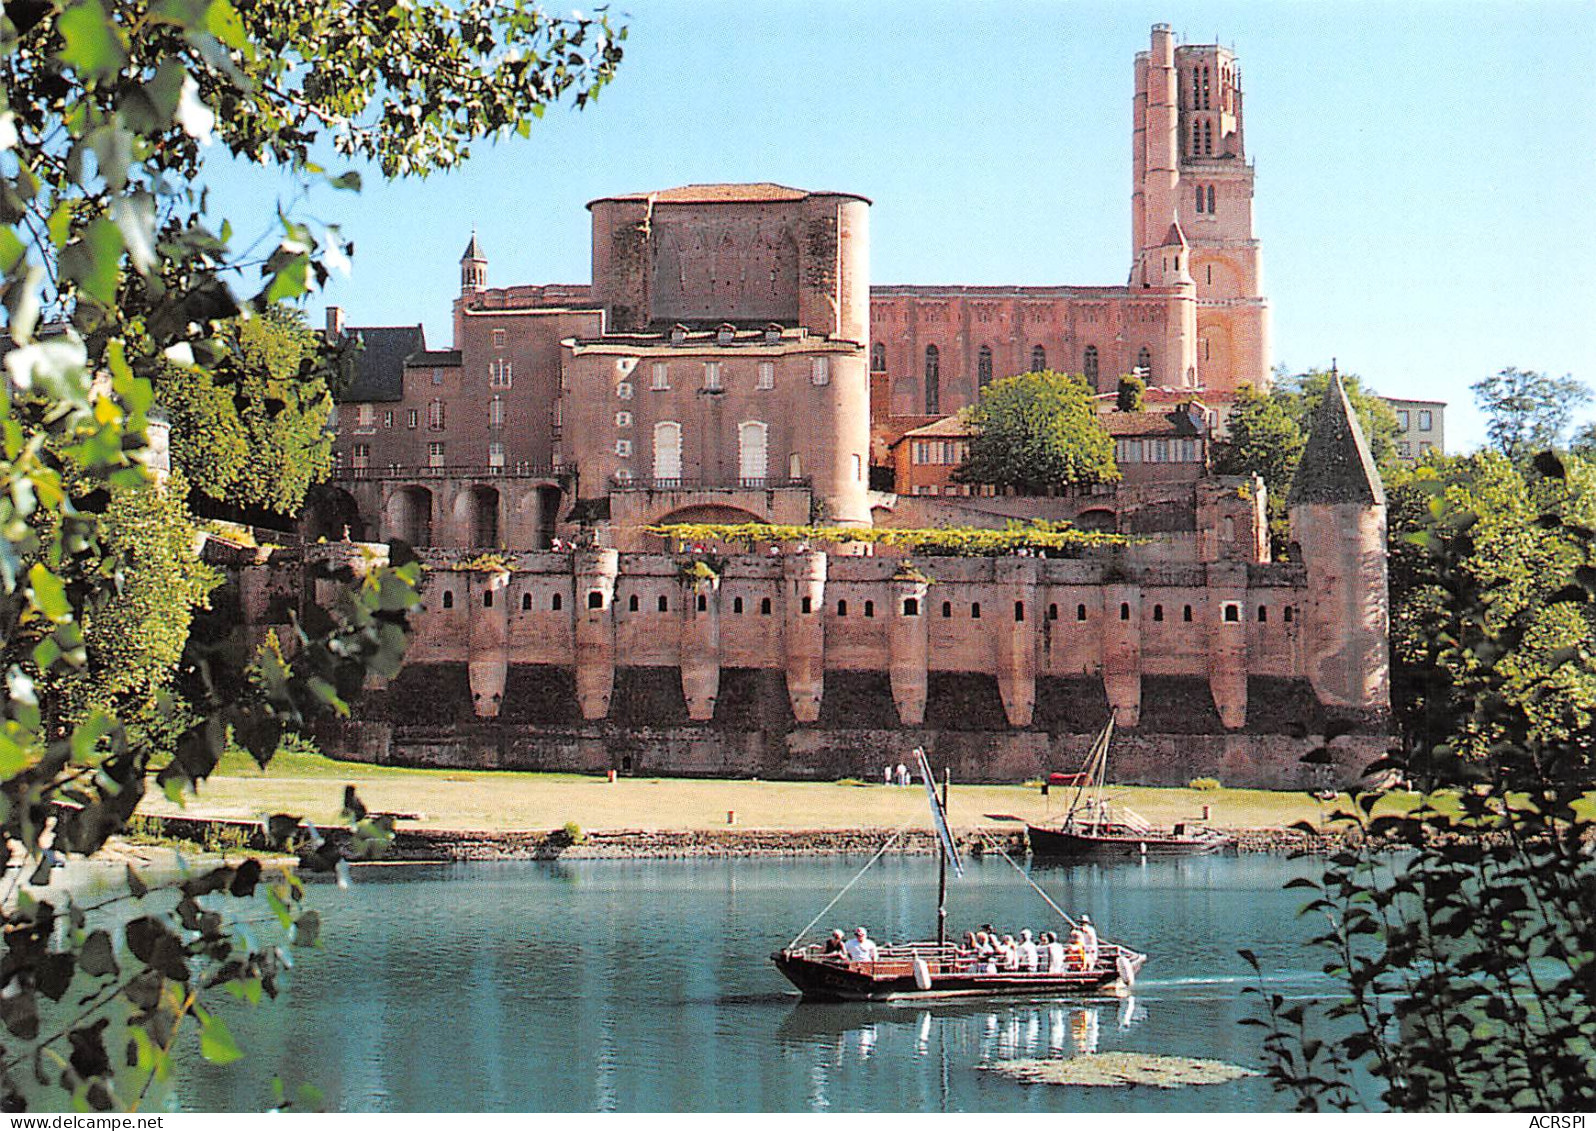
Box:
[262,25,1387,787]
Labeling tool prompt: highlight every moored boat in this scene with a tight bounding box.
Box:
[772,748,1148,1001]
[1027,712,1233,860]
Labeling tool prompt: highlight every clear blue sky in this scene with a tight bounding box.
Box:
[209,0,1596,451]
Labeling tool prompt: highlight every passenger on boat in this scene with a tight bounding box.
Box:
[1079,915,1100,967]
[843,926,879,963]
[1018,929,1039,972]
[973,931,997,973]
[1044,931,1066,974]
[1067,928,1088,971]
[960,931,979,971]
[822,929,846,955]
[999,935,1019,971]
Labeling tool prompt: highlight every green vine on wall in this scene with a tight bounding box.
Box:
[645,520,1127,557]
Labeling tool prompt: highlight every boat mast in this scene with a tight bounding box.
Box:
[936,767,950,947]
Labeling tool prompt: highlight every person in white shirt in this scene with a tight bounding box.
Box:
[1017,928,1039,972]
[843,926,879,963]
[999,935,1019,971]
[1079,914,1100,968]
[1044,932,1067,974]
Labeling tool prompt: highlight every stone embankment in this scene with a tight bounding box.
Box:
[137,814,1348,862]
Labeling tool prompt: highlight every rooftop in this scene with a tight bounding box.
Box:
[588,182,871,208]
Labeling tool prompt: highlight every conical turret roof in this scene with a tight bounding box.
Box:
[1288,373,1385,506]
[461,231,485,261]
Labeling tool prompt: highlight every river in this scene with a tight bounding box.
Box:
[116,852,1359,1112]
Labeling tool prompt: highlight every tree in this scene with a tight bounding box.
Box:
[1,0,625,1110]
[1572,421,1596,457]
[156,306,336,515]
[1245,451,1596,1111]
[954,371,1119,493]
[1115,374,1145,412]
[1473,367,1592,464]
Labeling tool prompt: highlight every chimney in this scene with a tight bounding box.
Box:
[325,305,346,340]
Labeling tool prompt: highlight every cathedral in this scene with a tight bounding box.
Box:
[264,25,1387,787]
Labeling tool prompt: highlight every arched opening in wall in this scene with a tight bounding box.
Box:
[1223,603,1240,623]
[468,485,500,548]
[535,486,561,549]
[1075,508,1116,533]
[394,486,433,547]
[521,592,532,611]
[924,346,940,414]
[870,343,886,372]
[738,421,769,486]
[836,599,848,617]
[1047,603,1058,620]
[941,601,952,618]
[588,591,604,610]
[733,596,744,614]
[1153,604,1164,621]
[1031,345,1047,373]
[552,593,563,611]
[864,600,874,618]
[300,485,365,542]
[902,598,919,617]
[441,590,454,610]
[977,345,993,389]
[629,594,640,612]
[642,504,770,552]
[891,377,919,417]
[653,421,683,484]
[1083,345,1100,388]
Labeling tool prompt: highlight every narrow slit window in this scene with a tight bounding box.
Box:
[760,597,772,616]
[697,594,707,612]
[657,595,668,613]
[1047,603,1058,621]
[442,591,454,609]
[1077,604,1087,621]
[553,593,563,611]
[802,596,813,615]
[836,599,848,617]
[1014,601,1025,623]
[971,603,981,619]
[484,591,494,608]
[521,592,532,611]
[629,594,640,612]
[1183,604,1193,622]
[733,596,744,614]
[1120,602,1130,621]
[1258,606,1268,623]
[1153,604,1164,622]
[942,601,953,618]
[864,600,875,618]
[588,591,603,610]
[1284,607,1294,623]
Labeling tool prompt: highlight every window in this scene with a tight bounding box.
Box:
[427,441,445,467]
[492,328,507,348]
[1207,185,1215,213]
[1031,345,1046,372]
[760,597,772,615]
[615,411,632,428]
[696,594,707,612]
[553,593,563,611]
[383,410,393,428]
[738,421,768,483]
[658,595,669,613]
[488,441,505,468]
[924,346,940,414]
[810,357,829,387]
[853,453,863,482]
[616,381,633,400]
[1195,184,1205,214]
[1397,410,1410,431]
[1153,604,1164,622]
[801,596,813,615]
[428,398,445,430]
[483,590,494,608]
[903,598,919,617]
[1136,347,1152,382]
[489,396,504,428]
[733,596,744,614]
[1014,601,1025,622]
[836,599,848,617]
[870,343,886,372]
[864,601,874,618]
[1047,603,1058,620]
[977,345,993,388]
[653,422,681,482]
[1223,603,1240,623]
[355,404,374,428]
[789,453,802,479]
[628,595,639,612]
[1120,602,1130,621]
[521,593,532,611]
[1284,607,1294,623]
[1398,440,1412,457]
[1418,410,1433,431]
[489,359,512,388]
[704,362,722,391]
[1204,120,1213,155]
[1077,604,1088,621]
[650,362,669,391]
[1083,346,1099,385]
[941,601,952,618]
[757,362,775,390]
[588,591,603,610]
[351,443,370,469]
[431,369,443,386]
[1183,604,1193,622]
[1258,606,1268,623]
[614,439,632,458]
[1419,441,1432,454]
[407,409,418,429]
[441,590,454,609]
[970,602,981,619]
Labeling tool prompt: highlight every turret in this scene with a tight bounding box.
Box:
[1287,373,1389,716]
[460,231,487,294]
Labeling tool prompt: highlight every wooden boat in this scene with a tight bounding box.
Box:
[771,748,1147,1002]
[1027,712,1233,860]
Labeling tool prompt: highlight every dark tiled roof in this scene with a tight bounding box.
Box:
[462,232,484,260]
[1288,375,1386,507]
[1100,410,1203,437]
[410,349,462,366]
[340,325,426,403]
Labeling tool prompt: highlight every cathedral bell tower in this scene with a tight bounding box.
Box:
[1132,24,1269,397]
[460,230,488,294]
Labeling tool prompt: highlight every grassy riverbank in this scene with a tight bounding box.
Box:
[136,746,1396,836]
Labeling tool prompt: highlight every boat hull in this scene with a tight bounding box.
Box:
[1026,823,1230,859]
[771,949,1141,1002]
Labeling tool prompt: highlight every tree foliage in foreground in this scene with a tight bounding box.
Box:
[1244,451,1596,1112]
[953,371,1119,493]
[1,0,625,1111]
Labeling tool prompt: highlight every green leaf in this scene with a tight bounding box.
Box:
[57,0,130,80]
[328,170,362,191]
[79,930,119,978]
[198,1009,243,1065]
[57,216,124,308]
[28,562,71,623]
[262,253,309,304]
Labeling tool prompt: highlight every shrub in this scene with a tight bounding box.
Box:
[560,821,587,846]
[1189,777,1222,791]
